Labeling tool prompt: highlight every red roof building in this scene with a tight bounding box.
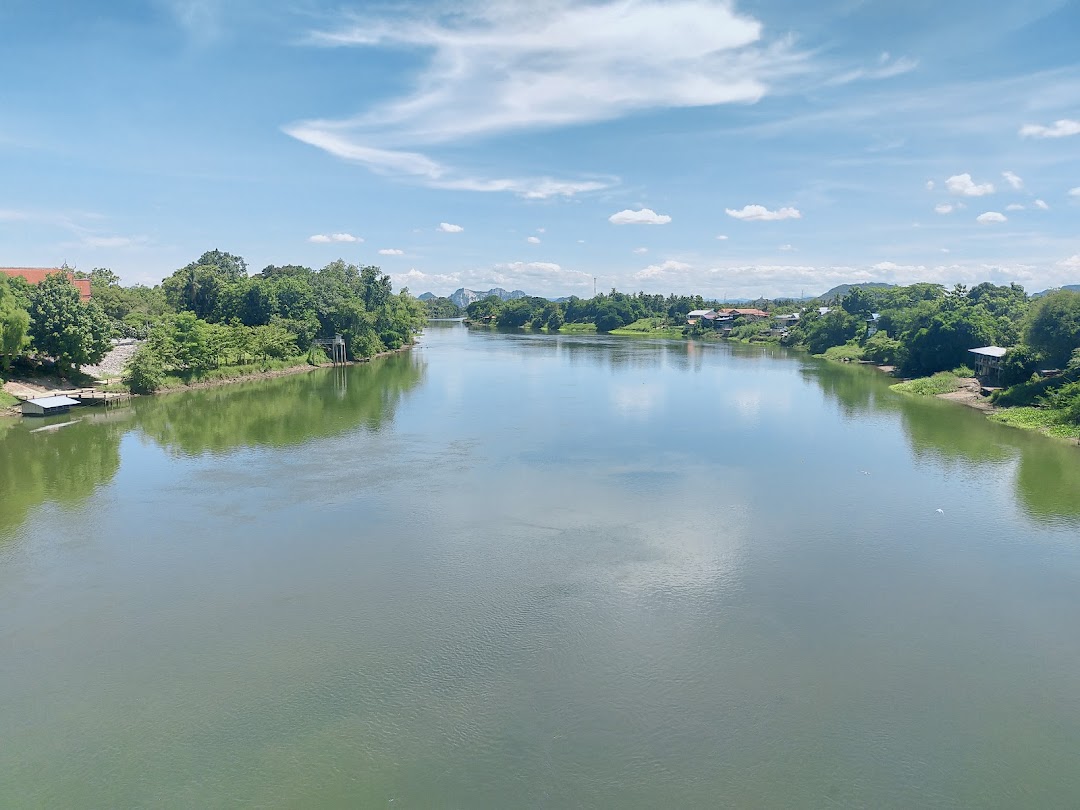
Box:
[0,267,91,302]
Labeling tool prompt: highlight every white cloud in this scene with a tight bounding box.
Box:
[283,123,613,199]
[716,234,729,240]
[778,244,795,251]
[1005,203,1025,211]
[1034,199,1050,210]
[925,180,935,191]
[609,208,672,225]
[378,248,404,255]
[389,268,462,289]
[725,204,801,221]
[1058,255,1080,269]
[976,211,1007,223]
[1069,187,1080,197]
[826,53,918,86]
[946,173,995,196]
[309,232,361,243]
[634,260,693,280]
[940,248,951,253]
[1019,119,1080,139]
[536,227,546,234]
[526,236,541,244]
[633,247,649,254]
[935,203,955,214]
[438,222,463,233]
[1002,171,1023,190]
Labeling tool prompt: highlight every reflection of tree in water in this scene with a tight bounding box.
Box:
[801,361,896,419]
[0,415,124,538]
[133,353,424,457]
[897,397,1011,465]
[1013,435,1080,523]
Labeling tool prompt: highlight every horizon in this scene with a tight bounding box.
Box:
[2,1,1078,298]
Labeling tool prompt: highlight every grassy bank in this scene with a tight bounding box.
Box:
[609,318,686,338]
[557,323,598,334]
[890,372,966,396]
[988,406,1080,440]
[0,387,18,409]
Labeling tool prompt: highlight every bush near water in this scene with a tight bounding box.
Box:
[0,252,426,394]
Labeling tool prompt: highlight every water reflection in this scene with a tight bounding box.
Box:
[133,352,424,456]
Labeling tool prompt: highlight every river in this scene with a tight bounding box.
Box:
[3,321,1080,808]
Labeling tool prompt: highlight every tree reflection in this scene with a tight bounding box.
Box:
[133,353,424,456]
[0,414,123,537]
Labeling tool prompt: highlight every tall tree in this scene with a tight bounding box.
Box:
[28,273,112,374]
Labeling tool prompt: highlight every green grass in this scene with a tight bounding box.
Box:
[0,388,18,408]
[821,342,866,362]
[610,318,685,338]
[160,357,314,389]
[890,371,964,396]
[557,323,597,334]
[989,406,1080,440]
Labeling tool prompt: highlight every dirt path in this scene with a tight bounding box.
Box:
[937,377,996,412]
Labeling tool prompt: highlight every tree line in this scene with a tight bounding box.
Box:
[0,250,426,393]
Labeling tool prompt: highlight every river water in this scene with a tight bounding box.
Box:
[3,321,1080,808]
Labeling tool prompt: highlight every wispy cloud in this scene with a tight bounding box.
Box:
[1002,170,1023,190]
[438,222,463,233]
[290,1,810,193]
[609,208,672,225]
[378,248,404,255]
[1019,118,1080,138]
[825,52,918,86]
[725,204,801,221]
[526,236,541,244]
[309,233,361,243]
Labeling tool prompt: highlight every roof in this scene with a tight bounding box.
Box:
[719,308,769,317]
[687,309,715,317]
[0,268,91,302]
[26,396,80,407]
[969,346,1008,358]
[775,312,800,320]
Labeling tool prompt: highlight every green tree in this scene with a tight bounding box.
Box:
[0,275,31,369]
[1024,290,1080,367]
[122,344,165,393]
[28,273,112,374]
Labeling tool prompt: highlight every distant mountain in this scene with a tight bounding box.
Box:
[1032,284,1080,298]
[817,282,896,300]
[449,287,527,308]
[417,292,437,301]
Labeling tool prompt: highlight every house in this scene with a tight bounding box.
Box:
[968,346,1008,381]
[718,308,770,322]
[774,313,800,326]
[866,313,881,337]
[20,395,80,417]
[686,309,715,325]
[0,267,91,302]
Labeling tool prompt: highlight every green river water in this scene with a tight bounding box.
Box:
[3,321,1080,808]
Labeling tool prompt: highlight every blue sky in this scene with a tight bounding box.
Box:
[2,0,1078,298]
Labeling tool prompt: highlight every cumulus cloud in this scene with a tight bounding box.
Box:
[309,232,361,243]
[1002,171,1023,190]
[976,211,1007,223]
[633,247,649,254]
[1059,254,1080,269]
[935,203,955,214]
[716,234,729,240]
[1034,199,1050,209]
[946,173,995,196]
[378,248,404,255]
[725,204,801,221]
[925,180,935,191]
[609,208,672,225]
[634,260,693,280]
[438,222,463,233]
[1020,119,1080,139]
[526,236,541,244]
[1005,203,1025,211]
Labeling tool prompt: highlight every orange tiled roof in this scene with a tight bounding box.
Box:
[0,267,91,302]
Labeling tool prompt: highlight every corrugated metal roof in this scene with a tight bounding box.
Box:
[27,396,81,407]
[687,309,714,317]
[969,346,1008,358]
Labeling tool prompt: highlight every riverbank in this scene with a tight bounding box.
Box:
[1,342,415,416]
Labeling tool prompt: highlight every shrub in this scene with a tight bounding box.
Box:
[123,345,165,394]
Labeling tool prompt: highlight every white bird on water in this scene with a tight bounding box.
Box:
[936,508,944,514]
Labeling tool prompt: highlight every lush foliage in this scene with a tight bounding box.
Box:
[890,372,965,396]
[422,297,463,318]
[0,275,31,370]
[27,273,112,373]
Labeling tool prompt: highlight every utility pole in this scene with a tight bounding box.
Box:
[593,277,597,298]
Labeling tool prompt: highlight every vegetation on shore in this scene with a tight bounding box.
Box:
[0,251,426,396]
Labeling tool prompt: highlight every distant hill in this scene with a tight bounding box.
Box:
[417,292,437,301]
[449,287,527,308]
[1033,284,1080,298]
[817,282,896,300]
